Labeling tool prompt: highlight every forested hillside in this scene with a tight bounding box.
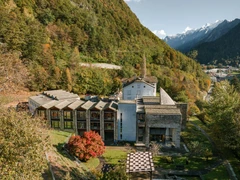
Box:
[192,22,240,66]
[0,0,210,102]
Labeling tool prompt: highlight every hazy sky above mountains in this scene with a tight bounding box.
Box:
[124,0,240,39]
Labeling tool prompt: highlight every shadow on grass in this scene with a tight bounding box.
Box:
[53,143,76,161]
[47,163,94,180]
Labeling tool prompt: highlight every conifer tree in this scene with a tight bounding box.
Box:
[206,81,240,155]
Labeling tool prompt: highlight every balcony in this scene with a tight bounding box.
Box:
[138,120,145,127]
[104,123,114,130]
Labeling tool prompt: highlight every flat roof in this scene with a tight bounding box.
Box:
[142,96,159,105]
[118,100,136,104]
[145,108,181,115]
[144,105,177,109]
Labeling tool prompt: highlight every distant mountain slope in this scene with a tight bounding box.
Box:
[164,19,240,53]
[0,0,210,101]
[193,22,240,66]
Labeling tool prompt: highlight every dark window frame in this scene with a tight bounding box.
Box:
[64,120,73,129]
[51,110,60,119]
[63,111,72,120]
[90,111,100,120]
[51,120,60,128]
[77,121,86,129]
[77,111,86,120]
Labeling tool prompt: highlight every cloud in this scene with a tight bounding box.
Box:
[153,30,166,39]
[183,26,192,33]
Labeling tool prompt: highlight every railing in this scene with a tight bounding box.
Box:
[138,122,145,127]
[104,125,114,130]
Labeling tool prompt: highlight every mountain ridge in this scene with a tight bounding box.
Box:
[164,18,240,53]
[193,22,240,66]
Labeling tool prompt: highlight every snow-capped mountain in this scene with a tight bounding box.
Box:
[164,19,240,52]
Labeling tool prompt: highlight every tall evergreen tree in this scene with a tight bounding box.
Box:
[206,81,240,155]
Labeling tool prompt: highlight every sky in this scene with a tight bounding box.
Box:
[124,0,240,39]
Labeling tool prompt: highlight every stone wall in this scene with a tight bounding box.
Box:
[145,114,182,148]
[176,103,188,130]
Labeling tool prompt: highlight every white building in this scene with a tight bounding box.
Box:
[117,75,188,148]
[122,76,158,100]
[117,100,136,141]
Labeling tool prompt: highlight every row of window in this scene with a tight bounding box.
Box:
[51,120,114,130]
[39,110,115,120]
[51,120,73,129]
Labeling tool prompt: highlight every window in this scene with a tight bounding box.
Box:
[77,111,86,120]
[138,127,144,135]
[127,90,131,95]
[77,121,86,129]
[120,119,123,133]
[38,110,46,119]
[137,114,145,121]
[137,84,140,88]
[120,134,122,139]
[63,111,72,119]
[132,86,134,88]
[104,112,114,120]
[104,122,114,130]
[51,110,60,119]
[64,121,73,129]
[91,122,100,130]
[90,111,100,120]
[51,120,60,128]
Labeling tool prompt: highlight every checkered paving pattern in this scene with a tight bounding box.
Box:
[126,152,155,173]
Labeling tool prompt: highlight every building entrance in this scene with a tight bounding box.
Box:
[150,128,166,143]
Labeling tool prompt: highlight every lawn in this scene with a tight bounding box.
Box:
[103,146,128,165]
[82,146,128,171]
[48,129,94,178]
[153,156,217,170]
[202,165,230,180]
[188,116,240,179]
[49,129,72,146]
[181,121,213,151]
[82,157,100,170]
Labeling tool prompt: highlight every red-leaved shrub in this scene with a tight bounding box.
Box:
[67,131,105,161]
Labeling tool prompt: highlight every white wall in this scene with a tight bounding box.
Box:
[123,81,156,100]
[117,102,136,141]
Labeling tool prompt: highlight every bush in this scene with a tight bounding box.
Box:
[67,131,105,161]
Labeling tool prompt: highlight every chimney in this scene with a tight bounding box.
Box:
[141,53,146,78]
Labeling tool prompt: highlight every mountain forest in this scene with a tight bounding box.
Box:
[0,0,210,103]
[164,19,240,67]
[193,22,240,66]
